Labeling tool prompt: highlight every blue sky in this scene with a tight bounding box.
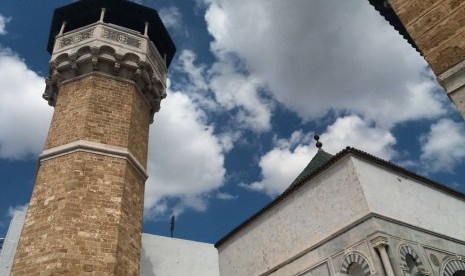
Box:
[1,0,465,244]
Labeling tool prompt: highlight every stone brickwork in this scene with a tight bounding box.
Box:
[387,0,465,119]
[388,0,465,75]
[44,75,151,167]
[10,75,149,276]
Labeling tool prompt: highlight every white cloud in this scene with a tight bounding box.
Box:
[8,204,28,218]
[420,119,465,173]
[0,47,53,159]
[0,14,11,35]
[158,6,183,31]
[245,115,396,196]
[217,192,237,200]
[176,50,209,93]
[209,64,272,131]
[320,116,396,160]
[144,85,226,218]
[203,0,446,128]
[174,48,272,132]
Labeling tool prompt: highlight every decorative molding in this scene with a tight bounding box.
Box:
[40,140,148,180]
[437,59,465,98]
[48,23,168,123]
[59,28,95,48]
[101,27,141,48]
[430,254,440,267]
[442,258,465,276]
[371,236,389,249]
[44,44,166,122]
[341,252,372,276]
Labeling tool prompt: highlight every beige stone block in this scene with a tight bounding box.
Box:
[416,6,465,55]
[446,0,465,12]
[394,0,443,26]
[407,3,449,38]
[388,0,409,10]
[427,33,465,74]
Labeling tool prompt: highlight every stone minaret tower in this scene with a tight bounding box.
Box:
[10,1,175,275]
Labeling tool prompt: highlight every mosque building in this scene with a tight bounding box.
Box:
[0,0,465,275]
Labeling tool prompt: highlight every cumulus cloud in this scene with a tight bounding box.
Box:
[0,14,11,35]
[420,119,465,173]
[209,64,272,131]
[175,50,209,93]
[144,84,226,218]
[245,115,396,196]
[158,6,183,31]
[203,0,446,127]
[0,47,53,159]
[174,48,272,132]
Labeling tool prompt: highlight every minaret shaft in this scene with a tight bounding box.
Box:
[11,75,149,276]
[10,0,175,274]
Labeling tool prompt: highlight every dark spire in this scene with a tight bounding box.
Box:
[314,134,323,149]
[170,215,175,238]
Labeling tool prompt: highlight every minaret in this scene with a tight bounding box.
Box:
[10,1,175,275]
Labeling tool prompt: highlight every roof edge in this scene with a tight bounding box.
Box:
[215,147,465,248]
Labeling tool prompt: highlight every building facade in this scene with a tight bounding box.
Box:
[215,148,465,276]
[4,1,465,275]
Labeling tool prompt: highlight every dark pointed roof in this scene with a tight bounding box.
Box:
[367,0,421,55]
[47,0,176,67]
[284,149,333,193]
[215,147,465,248]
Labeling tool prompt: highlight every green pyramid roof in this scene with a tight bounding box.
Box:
[284,149,333,193]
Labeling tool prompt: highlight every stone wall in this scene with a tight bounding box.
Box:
[388,0,465,75]
[10,75,149,276]
[44,74,151,167]
[387,0,465,118]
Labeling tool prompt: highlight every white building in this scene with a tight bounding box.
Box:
[2,146,465,276]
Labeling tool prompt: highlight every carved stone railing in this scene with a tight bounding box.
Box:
[44,22,168,122]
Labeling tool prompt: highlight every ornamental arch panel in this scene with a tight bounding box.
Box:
[341,253,372,276]
[442,259,465,276]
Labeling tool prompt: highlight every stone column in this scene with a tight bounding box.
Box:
[371,236,396,276]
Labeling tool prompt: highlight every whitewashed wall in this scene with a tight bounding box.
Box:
[353,158,465,241]
[140,234,219,276]
[218,156,372,276]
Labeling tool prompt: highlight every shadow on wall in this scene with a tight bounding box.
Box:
[140,245,157,276]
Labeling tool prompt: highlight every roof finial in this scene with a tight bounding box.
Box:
[314,134,323,149]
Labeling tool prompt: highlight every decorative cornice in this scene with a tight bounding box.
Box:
[43,22,168,123]
[370,236,389,249]
[40,140,148,180]
[437,59,465,96]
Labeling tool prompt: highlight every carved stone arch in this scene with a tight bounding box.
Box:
[399,244,424,269]
[54,53,70,64]
[122,52,140,63]
[341,252,372,276]
[442,258,465,276]
[99,45,116,55]
[76,45,91,58]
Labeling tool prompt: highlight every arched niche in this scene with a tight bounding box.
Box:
[341,253,372,276]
